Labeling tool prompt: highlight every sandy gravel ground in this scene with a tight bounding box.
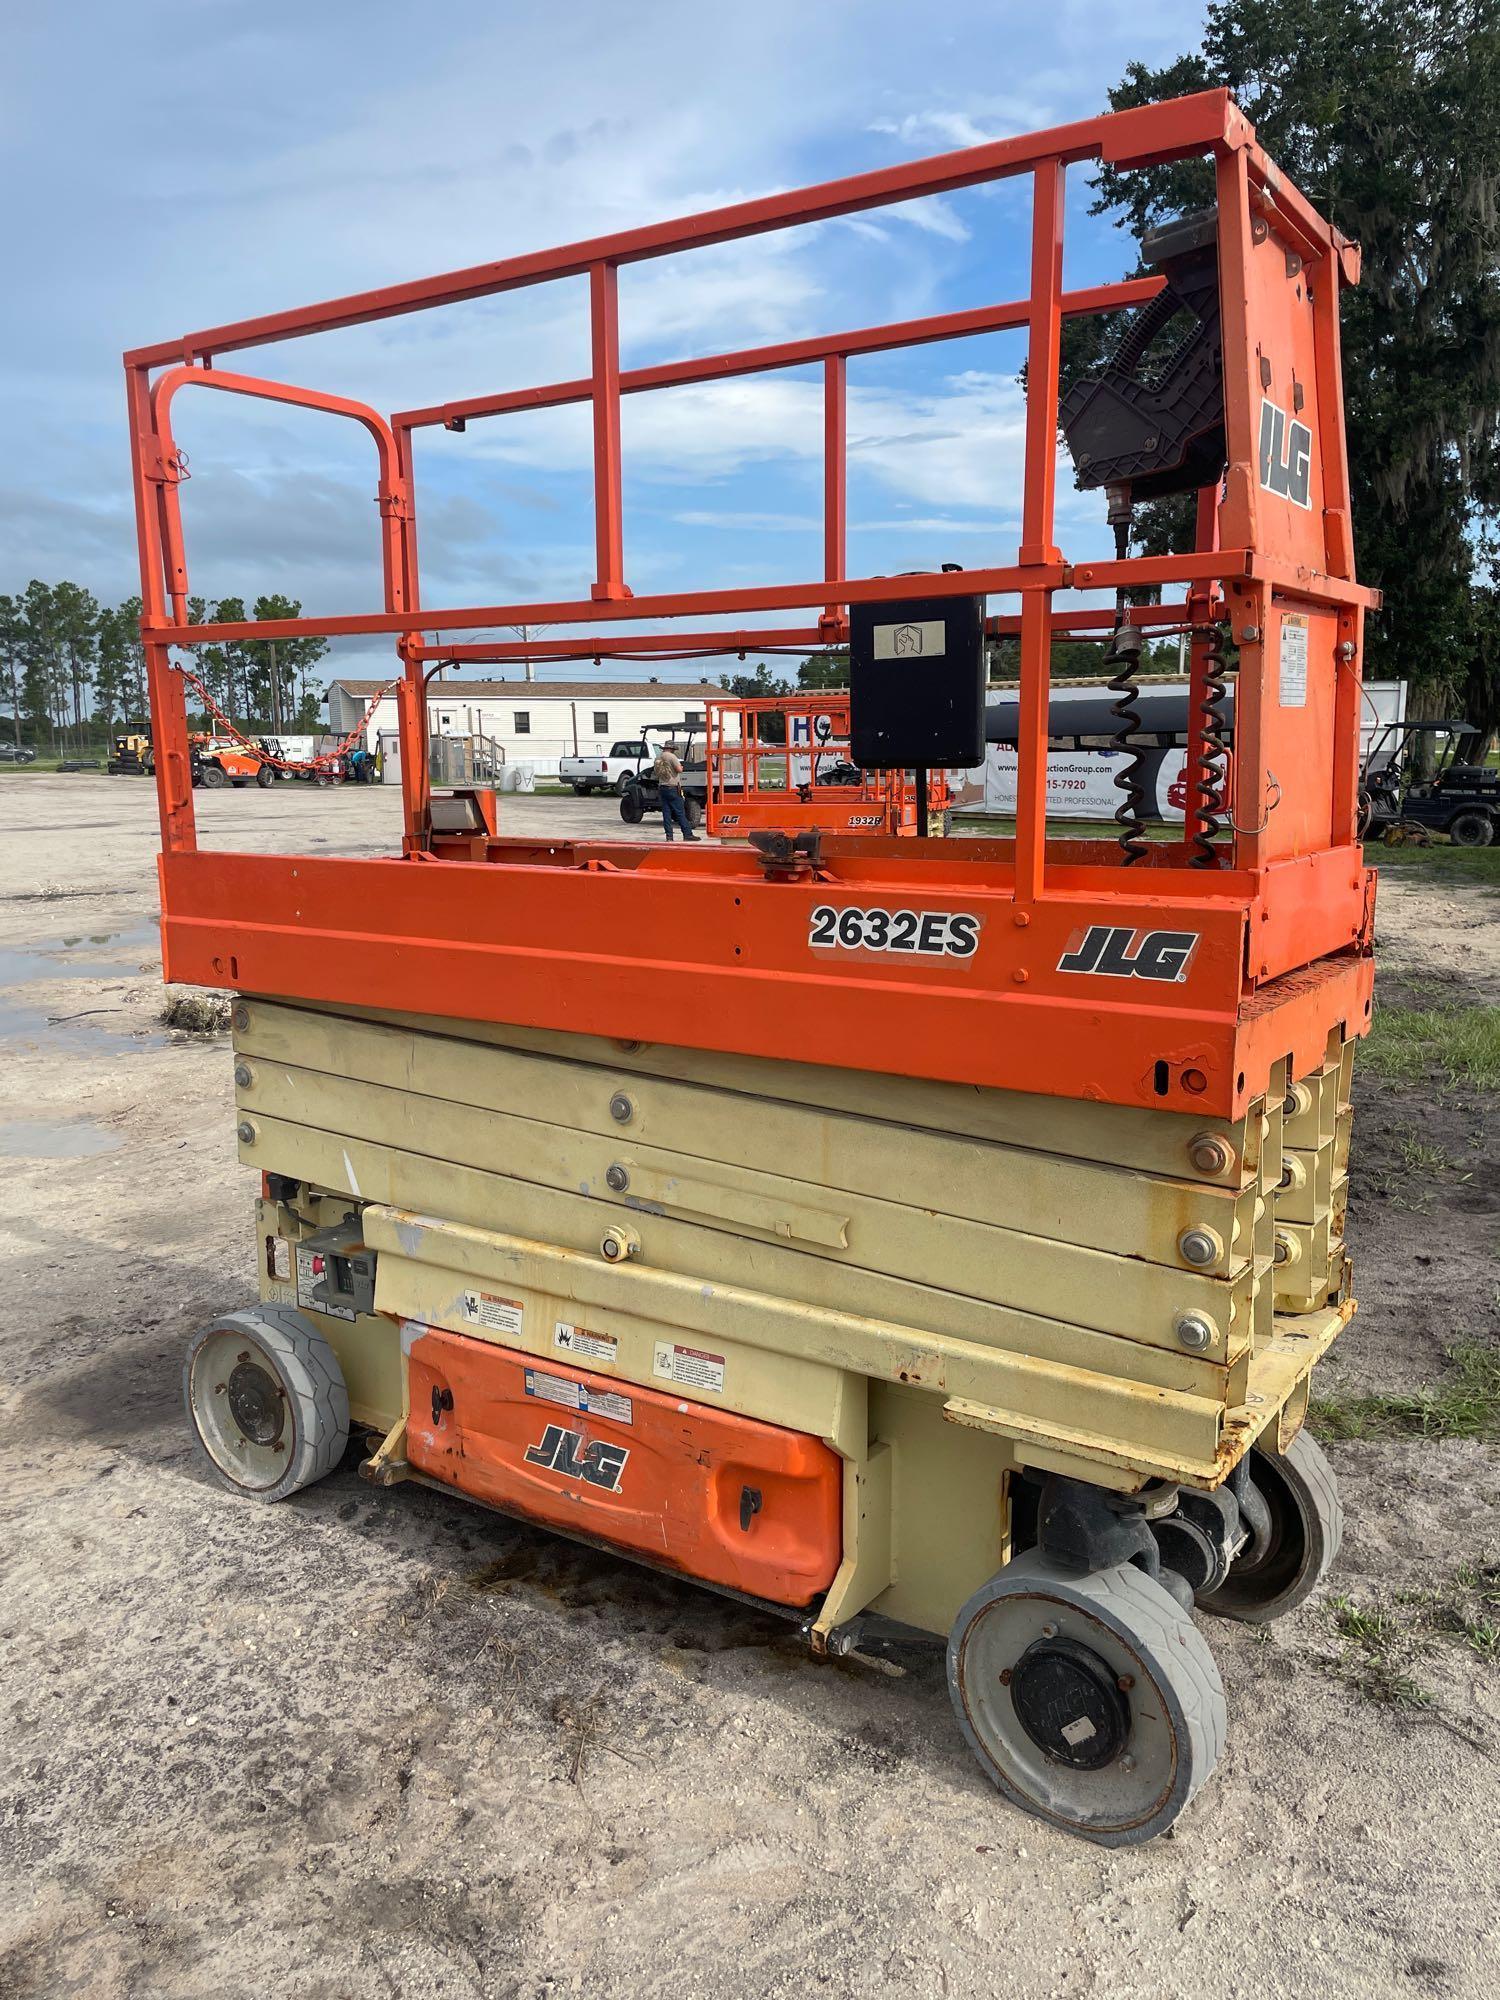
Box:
[1,776,1496,2000]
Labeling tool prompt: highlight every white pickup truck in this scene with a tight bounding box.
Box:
[558,737,661,795]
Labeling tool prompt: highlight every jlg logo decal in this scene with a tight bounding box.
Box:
[523,1423,629,1492]
[1056,925,1199,983]
[1258,398,1313,509]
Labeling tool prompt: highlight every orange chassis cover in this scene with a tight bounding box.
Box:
[405,1326,844,1608]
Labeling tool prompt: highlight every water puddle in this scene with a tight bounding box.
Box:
[0,920,168,1053]
[0,921,159,987]
[0,1116,122,1159]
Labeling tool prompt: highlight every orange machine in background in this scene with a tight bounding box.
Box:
[705,693,953,839]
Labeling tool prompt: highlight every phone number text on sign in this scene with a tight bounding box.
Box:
[808,903,981,958]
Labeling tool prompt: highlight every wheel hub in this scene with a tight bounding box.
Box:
[226,1358,285,1447]
[1008,1636,1131,1770]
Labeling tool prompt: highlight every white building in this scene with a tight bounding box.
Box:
[324,676,727,777]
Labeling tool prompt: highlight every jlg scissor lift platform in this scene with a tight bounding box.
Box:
[129,90,1377,1845]
[705,692,953,840]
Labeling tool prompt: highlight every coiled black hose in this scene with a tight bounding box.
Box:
[1191,625,1231,867]
[1105,621,1149,865]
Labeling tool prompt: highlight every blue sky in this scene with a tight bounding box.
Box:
[1,0,1207,686]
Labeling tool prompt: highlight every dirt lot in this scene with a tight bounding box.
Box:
[1,774,1497,2000]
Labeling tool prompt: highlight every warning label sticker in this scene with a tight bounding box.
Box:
[460,1290,524,1339]
[295,1243,354,1321]
[1279,615,1309,708]
[523,1368,633,1426]
[554,1320,619,1364]
[652,1341,726,1394]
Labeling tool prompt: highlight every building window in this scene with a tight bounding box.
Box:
[514,712,531,734]
[593,711,609,732]
[685,709,704,725]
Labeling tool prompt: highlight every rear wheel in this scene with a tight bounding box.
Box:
[948,1550,1225,1846]
[256,764,275,788]
[183,1305,349,1502]
[685,795,704,828]
[1448,808,1495,848]
[1197,1431,1342,1624]
[199,762,228,789]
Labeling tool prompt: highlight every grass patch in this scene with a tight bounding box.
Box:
[1328,1561,1500,1721]
[1367,840,1500,888]
[1328,1597,1433,1709]
[1310,1342,1500,1443]
[1362,1003,1500,1090]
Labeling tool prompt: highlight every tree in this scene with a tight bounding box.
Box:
[797,652,850,692]
[51,581,99,749]
[21,581,63,752]
[113,596,148,726]
[1075,0,1500,731]
[245,596,329,734]
[0,595,23,747]
[93,603,138,736]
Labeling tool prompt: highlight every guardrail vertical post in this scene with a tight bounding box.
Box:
[590,261,630,602]
[125,361,196,854]
[822,354,847,635]
[1015,160,1065,903]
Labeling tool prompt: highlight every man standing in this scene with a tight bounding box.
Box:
[653,741,699,841]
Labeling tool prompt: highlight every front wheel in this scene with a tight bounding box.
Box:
[685,795,704,828]
[948,1550,1225,1846]
[183,1305,349,1502]
[1196,1430,1342,1623]
[1448,808,1495,849]
[256,764,275,788]
[614,771,635,797]
[198,762,228,789]
[619,785,646,825]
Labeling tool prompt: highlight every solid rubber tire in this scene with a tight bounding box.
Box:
[183,1304,350,1503]
[948,1550,1226,1847]
[1197,1429,1343,1624]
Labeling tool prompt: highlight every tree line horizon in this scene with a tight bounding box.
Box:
[0,584,331,754]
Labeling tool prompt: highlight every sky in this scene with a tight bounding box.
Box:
[1,0,1208,688]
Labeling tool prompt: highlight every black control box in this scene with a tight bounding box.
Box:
[849,593,986,768]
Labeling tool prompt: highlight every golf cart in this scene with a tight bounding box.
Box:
[618,718,707,828]
[1360,719,1497,847]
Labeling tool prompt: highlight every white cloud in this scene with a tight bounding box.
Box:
[1,0,1206,622]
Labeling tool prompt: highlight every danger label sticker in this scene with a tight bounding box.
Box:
[554,1320,619,1364]
[1279,616,1309,708]
[523,1368,633,1426]
[460,1290,524,1338]
[653,1341,726,1394]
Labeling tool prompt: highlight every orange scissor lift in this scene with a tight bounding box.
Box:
[131,90,1377,1844]
[705,693,953,840]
